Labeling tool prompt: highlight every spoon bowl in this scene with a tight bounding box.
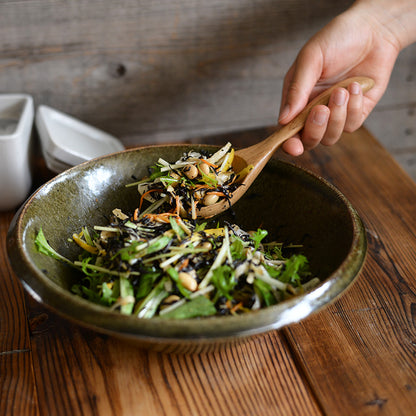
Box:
[197,76,375,218]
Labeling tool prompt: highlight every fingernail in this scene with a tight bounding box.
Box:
[279,105,290,122]
[312,109,328,126]
[350,82,361,95]
[333,89,347,106]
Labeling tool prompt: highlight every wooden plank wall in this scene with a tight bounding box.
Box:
[0,0,415,179]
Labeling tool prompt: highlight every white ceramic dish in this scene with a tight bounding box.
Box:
[42,149,73,173]
[0,94,34,210]
[36,105,125,173]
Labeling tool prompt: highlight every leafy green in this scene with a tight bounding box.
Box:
[135,270,161,299]
[101,281,118,306]
[195,222,207,232]
[79,257,101,277]
[169,216,185,239]
[80,285,101,302]
[253,279,277,306]
[144,235,172,255]
[263,242,284,259]
[115,240,144,262]
[124,221,138,229]
[264,263,282,279]
[135,277,169,318]
[72,275,103,303]
[35,228,72,265]
[161,295,217,319]
[250,229,268,251]
[120,276,135,314]
[211,265,236,300]
[148,164,165,180]
[82,227,94,246]
[230,237,245,260]
[279,255,310,285]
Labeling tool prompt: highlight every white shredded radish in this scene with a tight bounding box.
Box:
[207,142,232,164]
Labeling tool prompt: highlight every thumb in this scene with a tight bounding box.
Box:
[279,45,323,124]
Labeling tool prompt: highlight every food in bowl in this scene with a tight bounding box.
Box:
[35,146,319,319]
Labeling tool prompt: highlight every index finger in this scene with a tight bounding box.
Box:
[279,45,324,124]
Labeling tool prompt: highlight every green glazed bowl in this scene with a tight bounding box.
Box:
[7,144,367,352]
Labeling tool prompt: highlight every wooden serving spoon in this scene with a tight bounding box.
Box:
[196,76,375,218]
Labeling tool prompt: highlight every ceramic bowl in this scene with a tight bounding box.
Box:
[7,145,367,352]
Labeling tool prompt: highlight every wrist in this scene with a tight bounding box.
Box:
[350,0,416,50]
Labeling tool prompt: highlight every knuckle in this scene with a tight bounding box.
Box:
[344,124,359,133]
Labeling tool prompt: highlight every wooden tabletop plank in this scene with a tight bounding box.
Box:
[0,212,39,415]
[27,297,322,416]
[281,129,416,415]
[0,212,30,352]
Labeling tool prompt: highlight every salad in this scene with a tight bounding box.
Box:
[35,144,319,319]
[127,142,253,219]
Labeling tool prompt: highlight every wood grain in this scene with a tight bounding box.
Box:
[0,212,38,415]
[0,212,28,350]
[26,298,322,416]
[0,352,38,416]
[281,129,416,414]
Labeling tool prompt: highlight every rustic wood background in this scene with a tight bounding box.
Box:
[1,0,415,179]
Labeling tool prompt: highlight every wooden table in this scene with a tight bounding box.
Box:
[2,127,416,415]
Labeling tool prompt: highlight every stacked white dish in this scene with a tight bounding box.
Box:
[36,105,125,174]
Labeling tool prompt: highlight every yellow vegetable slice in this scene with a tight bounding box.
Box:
[236,164,254,181]
[72,233,98,254]
[203,228,225,237]
[220,148,235,172]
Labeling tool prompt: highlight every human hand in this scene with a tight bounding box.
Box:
[278,0,413,156]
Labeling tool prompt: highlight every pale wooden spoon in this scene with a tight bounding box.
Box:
[196,76,375,218]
